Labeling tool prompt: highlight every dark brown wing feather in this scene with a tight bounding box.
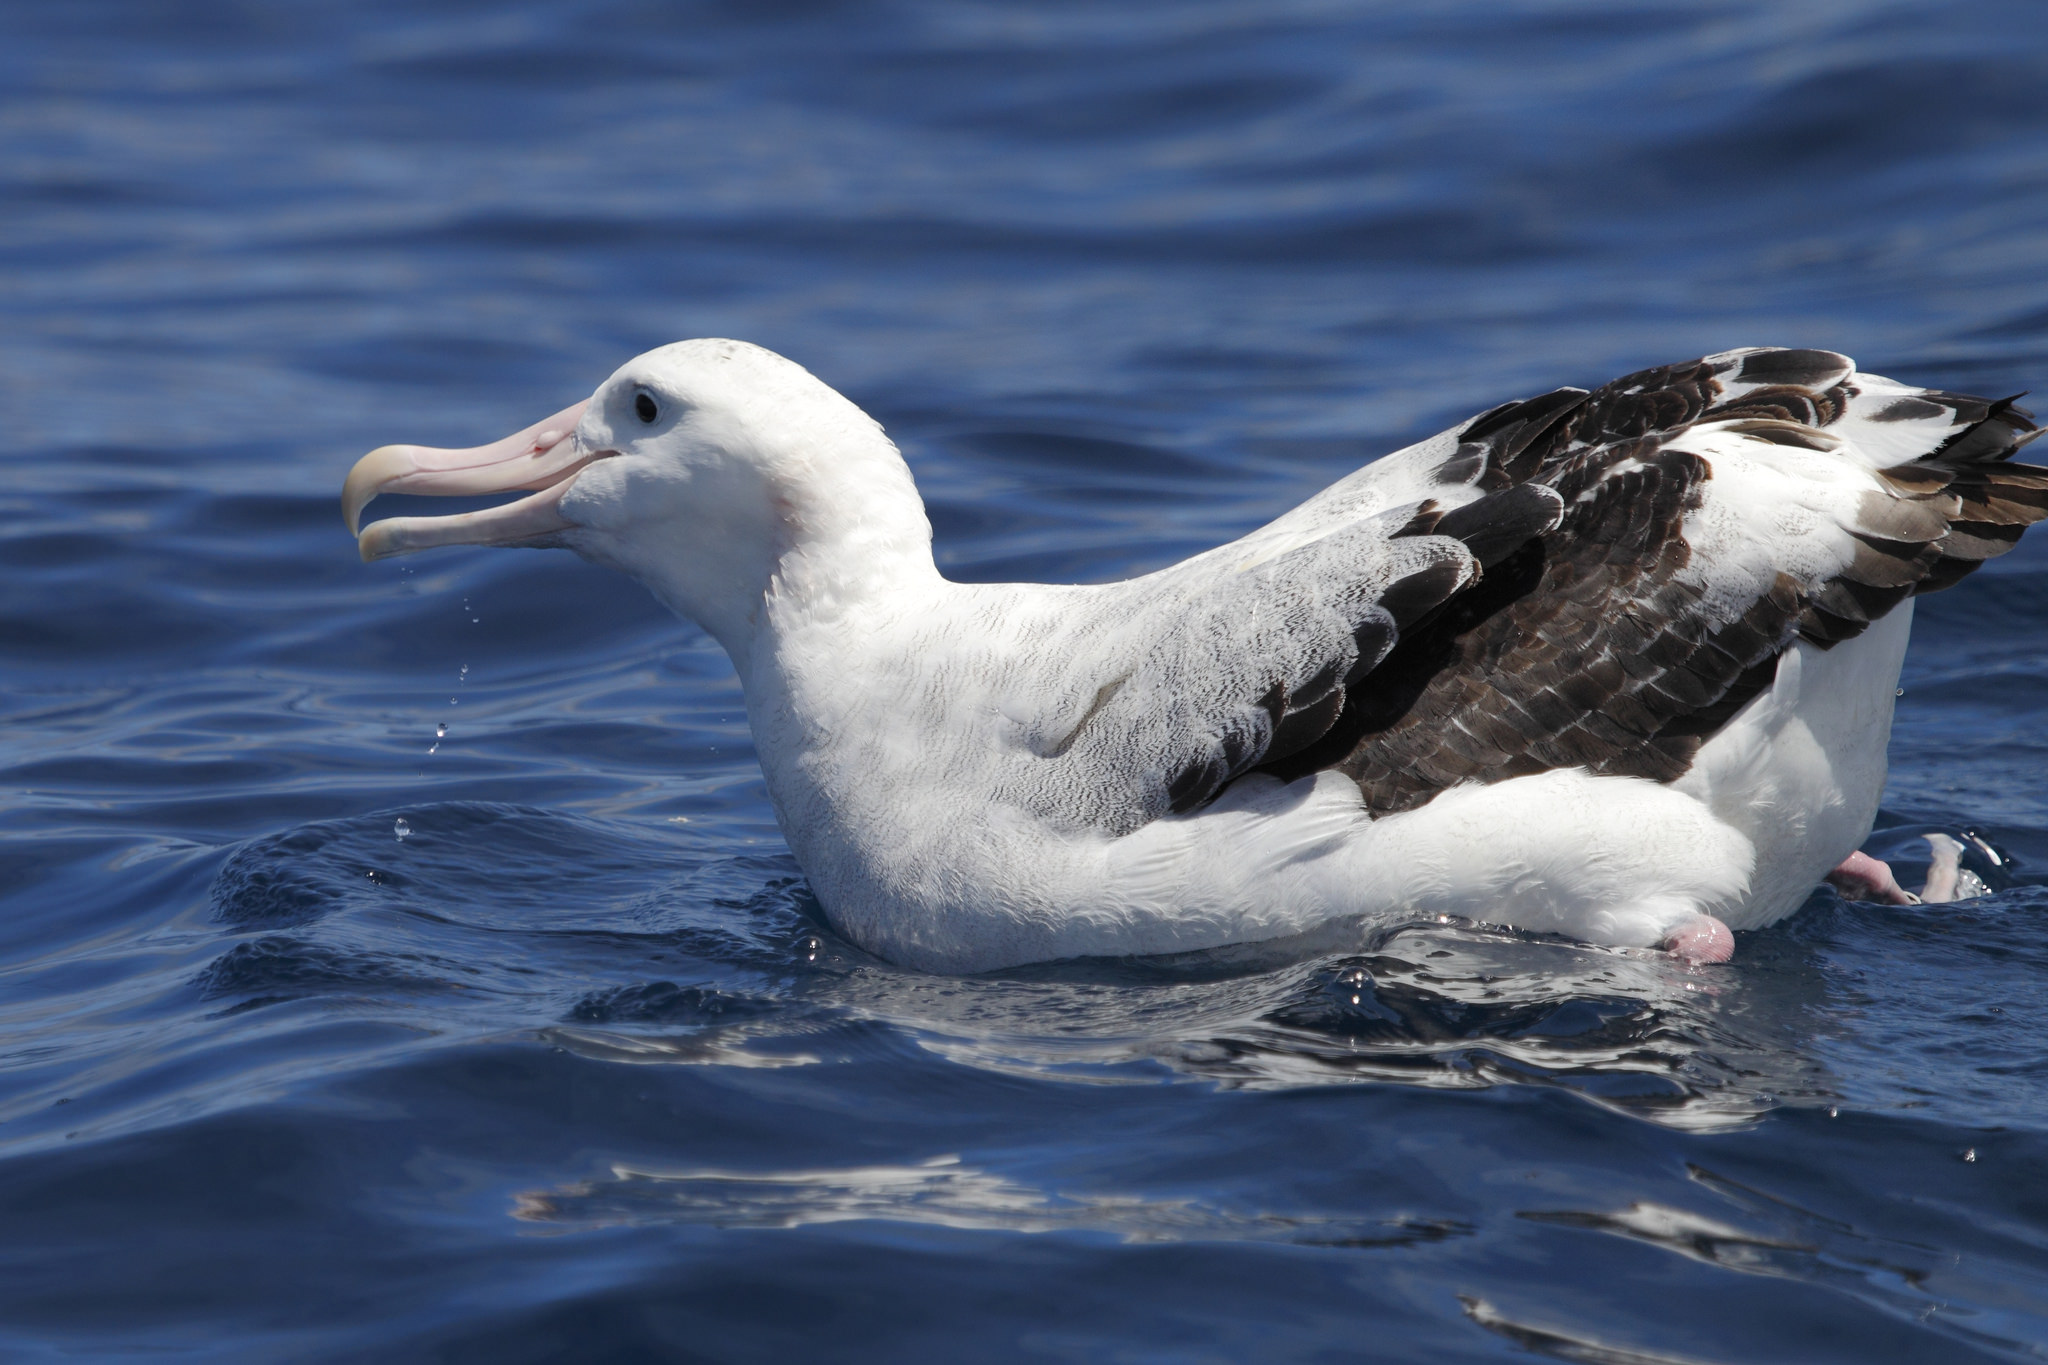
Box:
[1258,349,2048,818]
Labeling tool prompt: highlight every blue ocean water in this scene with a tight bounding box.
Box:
[7,1,2048,1358]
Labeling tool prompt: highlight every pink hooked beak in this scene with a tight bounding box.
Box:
[341,399,608,561]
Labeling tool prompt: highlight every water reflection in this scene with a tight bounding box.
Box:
[788,921,1833,1132]
[1511,1163,2038,1359]
[513,1152,1468,1247]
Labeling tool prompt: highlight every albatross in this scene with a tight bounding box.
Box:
[342,342,2045,971]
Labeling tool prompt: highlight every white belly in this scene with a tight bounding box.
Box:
[794,605,1915,972]
[1672,600,1912,929]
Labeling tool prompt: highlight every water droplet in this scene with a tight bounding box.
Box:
[1896,687,1905,697]
[1828,1106,1838,1118]
[393,818,412,841]
[436,723,448,739]
[1350,994,1361,1006]
[1963,1148,1978,1163]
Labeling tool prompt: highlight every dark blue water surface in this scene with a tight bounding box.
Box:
[8,2,2048,1359]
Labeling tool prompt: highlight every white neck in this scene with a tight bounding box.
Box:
[634,466,941,678]
[573,363,947,680]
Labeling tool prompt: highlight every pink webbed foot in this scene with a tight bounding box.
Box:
[1659,914,1735,964]
[1825,850,1920,906]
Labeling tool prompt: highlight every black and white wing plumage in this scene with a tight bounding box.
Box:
[1270,347,2046,815]
[1009,347,2046,834]
[999,510,1536,835]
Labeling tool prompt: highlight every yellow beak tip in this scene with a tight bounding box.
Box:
[342,444,417,540]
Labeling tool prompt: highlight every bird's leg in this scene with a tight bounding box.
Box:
[1825,850,1920,905]
[1659,915,1735,964]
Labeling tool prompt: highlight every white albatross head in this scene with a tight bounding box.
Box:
[342,339,936,655]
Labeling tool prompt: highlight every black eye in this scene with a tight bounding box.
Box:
[634,392,658,424]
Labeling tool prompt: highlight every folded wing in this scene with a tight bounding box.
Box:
[1004,347,2046,834]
